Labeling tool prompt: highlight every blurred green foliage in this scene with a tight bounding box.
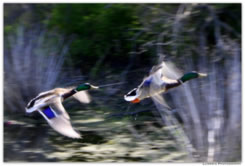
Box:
[48,4,141,71]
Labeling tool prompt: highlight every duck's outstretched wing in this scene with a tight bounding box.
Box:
[26,90,56,110]
[159,61,182,81]
[38,97,81,139]
[72,91,91,104]
[60,86,91,103]
[149,61,183,92]
[151,94,171,110]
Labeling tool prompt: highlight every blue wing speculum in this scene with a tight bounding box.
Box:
[143,78,152,86]
[41,106,57,119]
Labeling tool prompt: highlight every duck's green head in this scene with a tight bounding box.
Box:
[180,71,207,83]
[76,83,99,91]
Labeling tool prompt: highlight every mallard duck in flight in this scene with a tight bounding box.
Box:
[124,61,207,103]
[25,83,98,138]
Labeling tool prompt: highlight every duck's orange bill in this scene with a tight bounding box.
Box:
[131,98,140,103]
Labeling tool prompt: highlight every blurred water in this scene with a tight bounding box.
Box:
[4,104,188,162]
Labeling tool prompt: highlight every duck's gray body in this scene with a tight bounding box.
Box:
[125,61,207,103]
[26,87,91,138]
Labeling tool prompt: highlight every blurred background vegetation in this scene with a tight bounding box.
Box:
[4,3,241,162]
[4,4,241,74]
